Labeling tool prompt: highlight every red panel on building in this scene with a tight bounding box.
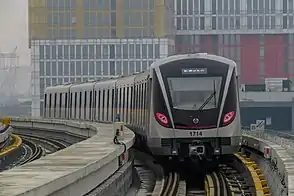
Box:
[240,35,260,84]
[264,35,284,78]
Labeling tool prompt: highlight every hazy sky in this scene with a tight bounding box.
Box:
[0,0,29,66]
[0,0,30,95]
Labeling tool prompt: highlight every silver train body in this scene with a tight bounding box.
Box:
[44,53,241,161]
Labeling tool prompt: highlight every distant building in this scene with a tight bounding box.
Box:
[29,0,294,117]
[174,0,294,84]
[29,0,175,116]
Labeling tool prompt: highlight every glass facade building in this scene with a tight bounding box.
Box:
[29,0,175,116]
[30,0,294,116]
[174,0,294,84]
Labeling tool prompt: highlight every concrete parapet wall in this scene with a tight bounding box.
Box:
[0,125,12,143]
[242,131,294,196]
[0,117,135,196]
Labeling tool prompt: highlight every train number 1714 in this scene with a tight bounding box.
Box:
[189,131,203,137]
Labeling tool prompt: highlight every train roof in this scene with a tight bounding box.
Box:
[45,83,72,93]
[150,53,237,69]
[70,81,96,90]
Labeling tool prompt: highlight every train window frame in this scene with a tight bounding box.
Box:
[102,89,105,121]
[130,86,133,124]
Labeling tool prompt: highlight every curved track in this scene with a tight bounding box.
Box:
[143,152,270,196]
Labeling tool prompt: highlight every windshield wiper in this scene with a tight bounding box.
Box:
[197,91,216,111]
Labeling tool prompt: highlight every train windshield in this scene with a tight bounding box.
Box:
[167,77,222,111]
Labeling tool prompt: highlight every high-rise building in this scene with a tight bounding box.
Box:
[174,0,294,84]
[29,0,175,117]
[30,0,294,117]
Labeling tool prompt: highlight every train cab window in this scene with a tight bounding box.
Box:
[74,92,77,118]
[106,89,109,121]
[54,93,57,117]
[84,91,87,119]
[65,93,68,118]
[44,94,47,117]
[59,93,62,118]
[89,91,93,120]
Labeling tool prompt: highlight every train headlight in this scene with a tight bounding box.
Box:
[223,111,235,124]
[155,112,169,127]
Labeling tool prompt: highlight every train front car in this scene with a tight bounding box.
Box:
[149,53,241,163]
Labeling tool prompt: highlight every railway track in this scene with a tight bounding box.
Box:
[135,151,270,196]
[0,133,72,171]
[17,133,69,154]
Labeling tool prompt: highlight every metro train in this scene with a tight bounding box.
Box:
[44,53,241,163]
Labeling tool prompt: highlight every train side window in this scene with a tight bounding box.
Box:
[79,92,82,119]
[118,88,121,118]
[130,86,133,124]
[98,89,101,120]
[84,91,87,120]
[44,94,47,117]
[142,82,146,125]
[111,88,115,121]
[49,94,52,117]
[122,87,125,121]
[59,93,62,118]
[146,79,152,126]
[70,92,73,118]
[102,89,105,121]
[138,84,141,126]
[126,87,129,124]
[106,89,110,121]
[140,83,143,126]
[94,90,97,120]
[65,92,68,119]
[89,90,93,120]
[54,93,57,117]
[135,85,138,125]
[141,82,145,125]
[74,92,77,118]
[115,88,118,117]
